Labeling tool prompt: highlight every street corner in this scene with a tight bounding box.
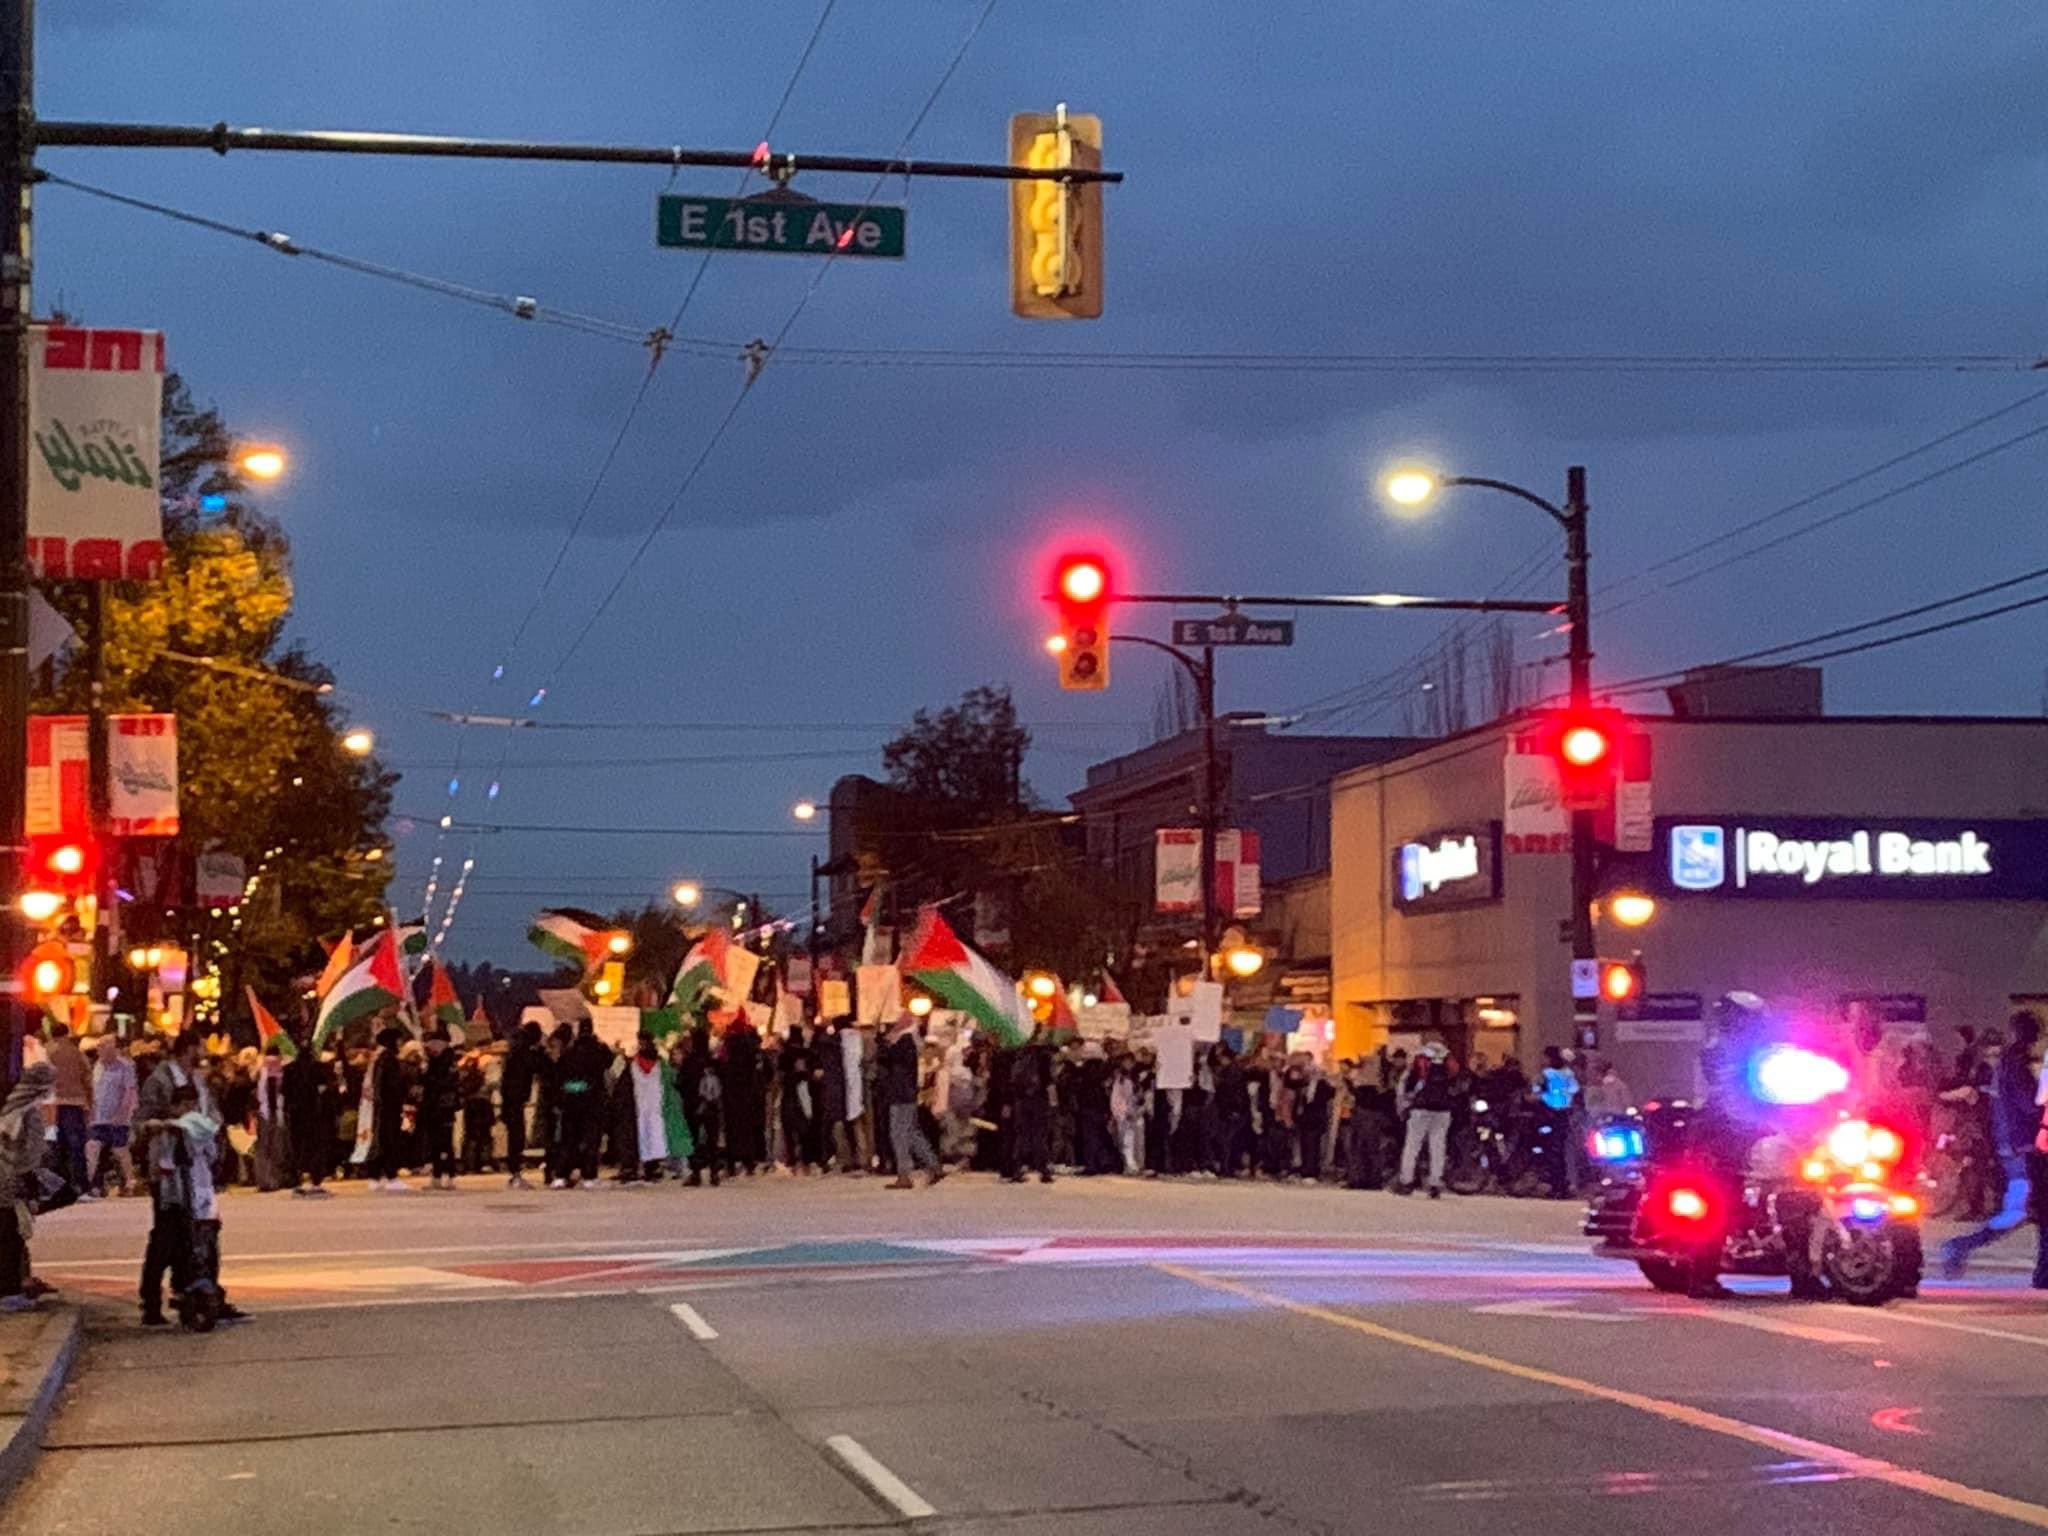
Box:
[0,1305,82,1503]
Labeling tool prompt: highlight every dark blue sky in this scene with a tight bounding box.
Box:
[37,2,2048,959]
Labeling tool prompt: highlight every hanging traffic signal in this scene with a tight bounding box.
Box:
[1009,108,1104,320]
[1600,955,1645,1005]
[1050,554,1111,690]
[22,939,75,1006]
[1546,709,1626,811]
[28,835,95,894]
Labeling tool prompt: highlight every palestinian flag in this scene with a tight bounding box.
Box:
[901,907,1034,1048]
[641,1007,685,1045]
[668,927,731,1015]
[315,931,355,1000]
[312,928,405,1051]
[1099,971,1127,1007]
[394,919,430,966]
[1042,986,1079,1046]
[247,986,298,1060]
[426,959,465,1040]
[527,908,613,973]
[468,996,494,1043]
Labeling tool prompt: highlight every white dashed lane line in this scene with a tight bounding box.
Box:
[667,1302,719,1340]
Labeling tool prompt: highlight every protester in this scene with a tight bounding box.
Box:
[136,1031,246,1325]
[44,1023,90,1194]
[620,1029,690,1181]
[460,1050,495,1174]
[359,1026,412,1190]
[720,1018,767,1176]
[252,1044,291,1192]
[1941,1011,2047,1283]
[0,1063,55,1311]
[880,1012,943,1189]
[1396,1046,1455,1197]
[556,1019,610,1188]
[500,1021,543,1188]
[679,1026,724,1185]
[420,1029,462,1189]
[282,1037,332,1196]
[88,1034,139,1196]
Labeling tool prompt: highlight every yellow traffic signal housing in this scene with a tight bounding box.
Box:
[1009,107,1103,320]
[1052,555,1110,690]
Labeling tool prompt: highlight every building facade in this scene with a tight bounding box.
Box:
[1330,714,2048,1095]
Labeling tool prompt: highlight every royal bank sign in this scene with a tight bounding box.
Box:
[1659,817,2048,900]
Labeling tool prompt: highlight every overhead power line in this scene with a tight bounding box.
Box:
[413,818,828,838]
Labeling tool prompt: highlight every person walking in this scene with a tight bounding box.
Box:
[1396,1046,1455,1198]
[1942,1011,2048,1283]
[44,1023,90,1195]
[87,1035,138,1196]
[500,1021,542,1188]
[0,1064,55,1311]
[419,1030,462,1189]
[880,1013,942,1188]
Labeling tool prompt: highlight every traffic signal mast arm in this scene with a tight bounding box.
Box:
[1096,589,1560,614]
[35,120,1125,185]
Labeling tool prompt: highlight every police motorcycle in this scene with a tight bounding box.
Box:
[1583,995,1924,1306]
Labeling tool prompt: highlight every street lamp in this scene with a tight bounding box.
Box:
[792,799,819,822]
[1022,970,1059,1002]
[1380,461,1597,1040]
[238,446,287,481]
[1222,943,1265,979]
[672,881,703,909]
[341,727,375,756]
[1606,892,1657,928]
[606,931,633,957]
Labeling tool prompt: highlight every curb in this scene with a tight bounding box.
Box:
[0,1307,82,1504]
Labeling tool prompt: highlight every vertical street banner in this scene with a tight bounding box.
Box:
[1217,828,1263,917]
[27,325,167,582]
[1154,828,1201,912]
[1503,730,1568,854]
[26,711,178,836]
[26,713,88,835]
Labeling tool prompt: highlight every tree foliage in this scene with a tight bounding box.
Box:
[35,371,394,999]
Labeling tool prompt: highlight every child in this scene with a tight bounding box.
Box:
[140,1084,247,1326]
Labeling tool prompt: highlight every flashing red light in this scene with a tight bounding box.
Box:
[1058,557,1108,604]
[1666,1186,1711,1222]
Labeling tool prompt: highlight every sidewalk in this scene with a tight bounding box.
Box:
[0,1305,81,1503]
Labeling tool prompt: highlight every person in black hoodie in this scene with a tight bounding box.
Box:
[779,1026,819,1173]
[368,1026,412,1190]
[536,1026,570,1186]
[419,1029,462,1189]
[556,1019,611,1188]
[499,1022,542,1189]
[282,1029,331,1196]
[720,1021,767,1175]
[677,1027,723,1185]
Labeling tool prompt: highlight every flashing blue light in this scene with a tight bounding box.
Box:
[199,492,228,514]
[1750,1044,1850,1106]
[446,777,461,796]
[528,688,547,707]
[487,780,501,800]
[1591,1126,1644,1162]
[491,663,505,680]
[1849,1197,1886,1222]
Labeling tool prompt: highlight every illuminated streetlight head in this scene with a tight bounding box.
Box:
[1023,970,1059,1001]
[792,799,819,822]
[1043,633,1069,656]
[341,728,375,756]
[606,931,633,956]
[239,447,287,481]
[1223,944,1265,979]
[1384,467,1439,508]
[1607,892,1657,928]
[672,882,702,908]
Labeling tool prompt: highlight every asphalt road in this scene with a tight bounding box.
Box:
[12,1174,2048,1535]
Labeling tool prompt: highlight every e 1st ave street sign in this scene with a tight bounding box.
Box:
[1171,615,1295,648]
[656,194,906,259]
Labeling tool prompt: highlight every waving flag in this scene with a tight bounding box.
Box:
[669,927,731,1015]
[247,986,298,1060]
[313,928,405,1051]
[527,908,613,973]
[315,931,354,1000]
[427,959,465,1041]
[901,907,1034,1048]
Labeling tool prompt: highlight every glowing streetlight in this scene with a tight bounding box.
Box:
[1607,892,1657,928]
[239,446,287,481]
[1222,944,1265,979]
[606,931,634,957]
[1022,970,1059,1002]
[18,889,62,923]
[341,728,375,756]
[1383,467,1439,508]
[792,799,819,822]
[907,994,934,1019]
[1043,633,1068,656]
[672,881,703,908]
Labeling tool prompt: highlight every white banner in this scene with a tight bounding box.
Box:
[1504,734,1568,854]
[1155,828,1200,912]
[110,713,178,836]
[1075,1000,1132,1040]
[28,325,166,582]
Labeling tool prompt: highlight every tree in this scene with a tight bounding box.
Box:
[882,684,1031,817]
[35,371,394,1008]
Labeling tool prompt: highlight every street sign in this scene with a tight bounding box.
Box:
[1569,957,1599,1000]
[1170,614,1295,648]
[656,194,906,259]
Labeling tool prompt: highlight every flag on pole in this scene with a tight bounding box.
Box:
[315,931,355,1001]
[1099,971,1127,1007]
[668,927,730,1015]
[393,918,429,971]
[1042,986,1079,1045]
[427,959,464,1040]
[900,907,1035,1048]
[312,928,405,1052]
[247,986,298,1060]
[527,908,614,973]
[468,995,493,1043]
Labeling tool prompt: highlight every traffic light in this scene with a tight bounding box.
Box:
[21,939,75,1006]
[1009,108,1104,320]
[28,835,95,894]
[593,959,625,1003]
[1050,554,1110,690]
[1600,954,1645,1006]
[1546,709,1626,811]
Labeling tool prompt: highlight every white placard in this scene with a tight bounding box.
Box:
[587,1005,642,1051]
[1154,1021,1195,1090]
[1189,980,1224,1043]
[1075,1001,1132,1040]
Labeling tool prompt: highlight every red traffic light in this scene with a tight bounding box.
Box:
[21,939,74,1003]
[1057,556,1108,604]
[1600,958,1642,1003]
[1560,723,1611,768]
[29,835,96,892]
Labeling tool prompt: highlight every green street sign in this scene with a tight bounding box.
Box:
[656,194,906,259]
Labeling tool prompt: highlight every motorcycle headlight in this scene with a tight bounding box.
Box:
[1472,1099,1489,1114]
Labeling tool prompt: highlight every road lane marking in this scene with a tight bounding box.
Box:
[1884,1308,2048,1348]
[668,1302,718,1340]
[825,1434,937,1520]
[1683,1309,1880,1346]
[1157,1264,2048,1530]
[1471,1298,1638,1322]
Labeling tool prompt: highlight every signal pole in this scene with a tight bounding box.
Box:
[1562,467,1597,1047]
[0,0,31,1083]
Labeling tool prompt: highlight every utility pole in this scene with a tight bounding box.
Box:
[85,582,110,1015]
[0,0,30,1084]
[1198,643,1219,964]
[1562,466,1596,1047]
